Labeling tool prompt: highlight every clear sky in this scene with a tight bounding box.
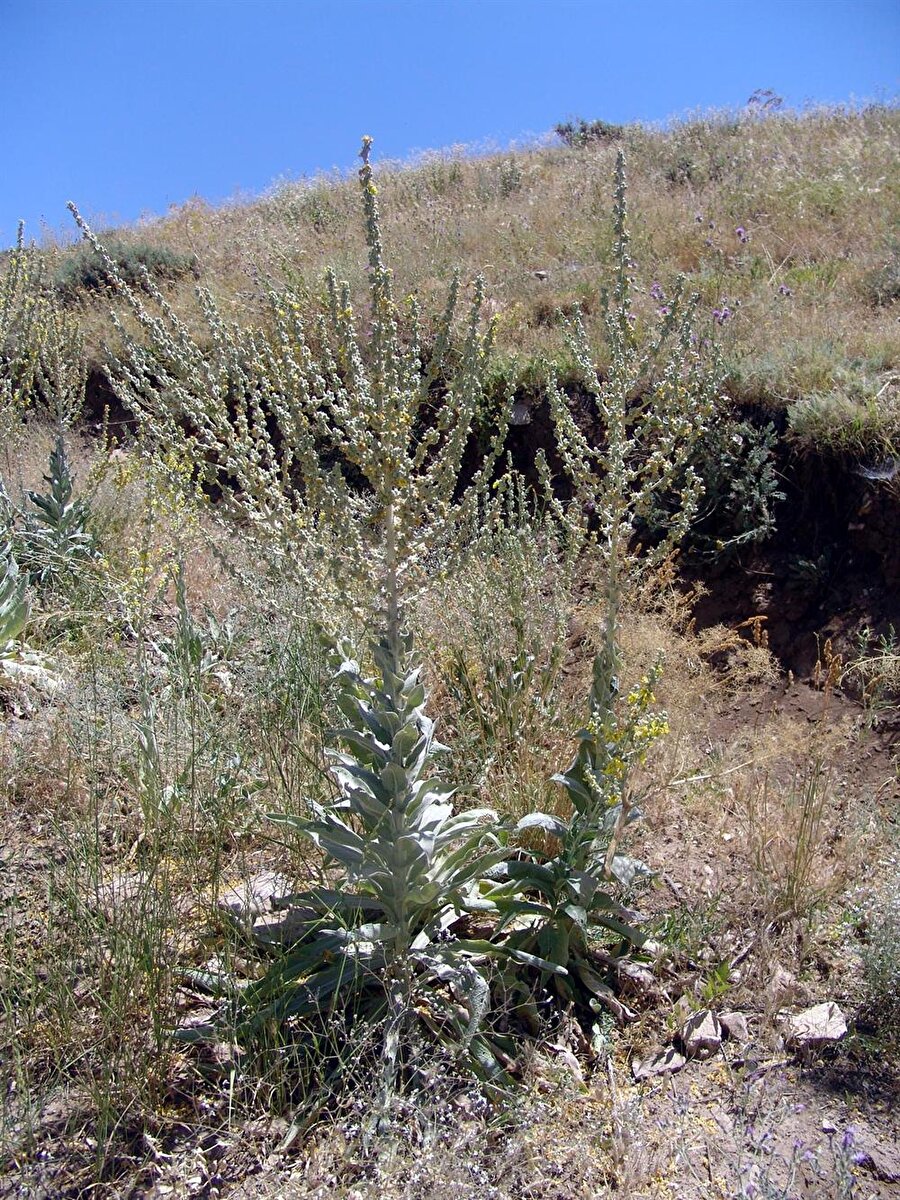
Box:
[2,0,898,246]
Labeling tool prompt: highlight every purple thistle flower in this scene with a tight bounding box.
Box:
[649,281,664,301]
[735,226,750,244]
[778,283,793,297]
[695,211,704,223]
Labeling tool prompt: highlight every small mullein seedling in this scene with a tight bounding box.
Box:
[157,562,241,700]
[484,650,665,1024]
[20,436,96,587]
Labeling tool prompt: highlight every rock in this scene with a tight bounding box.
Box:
[632,1047,686,1080]
[218,871,291,921]
[855,1140,900,1184]
[617,960,657,998]
[91,871,151,917]
[1,656,63,695]
[678,1009,722,1059]
[720,1011,750,1043]
[784,1002,847,1050]
[766,964,799,1008]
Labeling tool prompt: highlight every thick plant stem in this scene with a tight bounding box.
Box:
[383,500,402,674]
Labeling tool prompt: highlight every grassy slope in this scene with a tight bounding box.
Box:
[58,104,900,456]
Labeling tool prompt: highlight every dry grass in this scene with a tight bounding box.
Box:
[2,486,897,1195]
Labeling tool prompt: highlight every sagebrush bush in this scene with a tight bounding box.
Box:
[53,237,197,301]
[555,117,624,148]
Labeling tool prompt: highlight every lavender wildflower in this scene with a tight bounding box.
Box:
[736,226,750,244]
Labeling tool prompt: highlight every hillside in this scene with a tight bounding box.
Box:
[57,105,899,441]
[1,106,899,1199]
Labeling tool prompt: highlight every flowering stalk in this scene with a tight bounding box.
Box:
[547,150,719,652]
[68,139,508,644]
[481,153,722,1020]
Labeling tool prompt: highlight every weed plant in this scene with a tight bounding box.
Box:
[0,525,29,659]
[855,850,900,1039]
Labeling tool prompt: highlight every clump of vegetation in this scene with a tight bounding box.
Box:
[54,236,197,301]
[67,141,714,1116]
[843,625,900,723]
[555,117,624,147]
[647,414,784,560]
[862,238,900,307]
[857,853,900,1037]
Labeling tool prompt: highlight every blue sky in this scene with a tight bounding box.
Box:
[2,0,897,246]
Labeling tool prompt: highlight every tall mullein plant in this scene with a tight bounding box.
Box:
[72,142,512,1078]
[0,224,44,435]
[548,147,717,796]
[495,152,720,1011]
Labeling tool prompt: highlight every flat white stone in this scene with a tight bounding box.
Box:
[218,870,292,920]
[784,1001,847,1048]
[632,1047,687,1080]
[720,1010,750,1043]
